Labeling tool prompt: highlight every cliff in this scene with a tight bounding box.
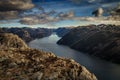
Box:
[0,27,52,42]
[0,33,97,80]
[57,24,120,64]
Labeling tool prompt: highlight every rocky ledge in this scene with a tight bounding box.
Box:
[0,33,28,49]
[0,33,97,80]
[57,24,120,64]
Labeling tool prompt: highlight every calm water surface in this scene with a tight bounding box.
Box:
[28,33,120,80]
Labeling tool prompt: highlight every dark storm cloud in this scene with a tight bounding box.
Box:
[0,0,34,20]
[0,0,34,11]
[0,11,18,20]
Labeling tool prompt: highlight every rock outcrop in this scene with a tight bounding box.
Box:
[0,48,97,80]
[0,33,97,80]
[57,24,120,64]
[0,33,28,49]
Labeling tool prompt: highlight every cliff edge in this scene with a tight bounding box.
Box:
[0,33,28,49]
[0,33,97,80]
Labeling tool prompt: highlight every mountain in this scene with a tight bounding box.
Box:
[0,33,97,80]
[55,27,73,37]
[57,24,120,64]
[0,27,52,42]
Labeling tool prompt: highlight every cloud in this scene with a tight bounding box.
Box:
[0,0,34,11]
[88,0,96,3]
[0,11,18,20]
[69,0,103,4]
[0,0,34,20]
[19,15,58,25]
[19,10,75,25]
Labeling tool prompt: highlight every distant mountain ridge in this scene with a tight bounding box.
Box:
[55,27,73,37]
[0,27,52,42]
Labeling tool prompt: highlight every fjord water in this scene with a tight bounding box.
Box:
[28,33,120,80]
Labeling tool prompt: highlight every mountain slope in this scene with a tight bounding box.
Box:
[0,27,52,42]
[57,24,120,64]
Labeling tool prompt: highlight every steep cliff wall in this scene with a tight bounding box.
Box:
[57,24,120,64]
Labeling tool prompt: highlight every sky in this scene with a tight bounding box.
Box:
[32,0,119,3]
[0,0,119,28]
